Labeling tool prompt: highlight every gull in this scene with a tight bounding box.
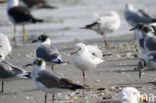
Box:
[0,33,12,60]
[32,34,66,70]
[130,23,156,53]
[25,58,84,103]
[71,43,104,86]
[124,3,156,27]
[137,51,156,78]
[0,58,31,93]
[6,0,44,45]
[120,87,147,103]
[124,3,156,40]
[19,0,57,10]
[81,11,120,47]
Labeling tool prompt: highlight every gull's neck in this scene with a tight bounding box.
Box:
[7,0,19,10]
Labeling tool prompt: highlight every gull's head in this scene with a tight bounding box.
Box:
[32,34,51,45]
[33,58,46,70]
[120,87,147,103]
[142,25,155,33]
[125,3,134,11]
[71,43,86,55]
[25,58,46,70]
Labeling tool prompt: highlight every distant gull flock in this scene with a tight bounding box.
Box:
[0,0,156,103]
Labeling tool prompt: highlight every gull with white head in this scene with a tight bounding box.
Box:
[120,87,147,103]
[81,11,120,47]
[71,43,103,86]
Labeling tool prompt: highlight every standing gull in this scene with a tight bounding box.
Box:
[32,34,66,70]
[6,0,44,45]
[120,87,147,103]
[19,0,57,10]
[81,11,120,47]
[0,59,31,93]
[71,43,103,86]
[25,58,84,103]
[0,33,12,60]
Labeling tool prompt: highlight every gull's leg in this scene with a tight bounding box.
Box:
[45,93,47,103]
[52,94,54,103]
[1,82,4,93]
[23,25,27,44]
[82,70,86,86]
[134,30,136,40]
[13,25,17,45]
[51,66,53,71]
[103,35,109,48]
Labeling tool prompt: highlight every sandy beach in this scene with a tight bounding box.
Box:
[0,35,155,103]
[1,0,156,103]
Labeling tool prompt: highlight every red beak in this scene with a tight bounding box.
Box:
[71,51,77,55]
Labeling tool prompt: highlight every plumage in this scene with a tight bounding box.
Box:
[124,3,156,27]
[0,33,12,60]
[0,60,31,92]
[120,87,147,103]
[36,45,61,63]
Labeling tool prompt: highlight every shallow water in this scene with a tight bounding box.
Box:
[0,0,156,44]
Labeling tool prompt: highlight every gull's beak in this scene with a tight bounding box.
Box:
[129,27,136,31]
[139,96,148,103]
[32,40,37,43]
[0,0,6,4]
[71,51,77,55]
[24,63,33,67]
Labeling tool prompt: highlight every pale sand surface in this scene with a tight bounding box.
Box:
[0,35,156,103]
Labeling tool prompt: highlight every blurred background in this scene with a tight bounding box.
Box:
[0,0,156,43]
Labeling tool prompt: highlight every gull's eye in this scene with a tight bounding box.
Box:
[79,47,81,50]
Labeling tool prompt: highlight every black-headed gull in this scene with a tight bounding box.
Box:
[71,43,103,86]
[32,34,67,70]
[120,87,147,103]
[0,59,31,93]
[0,33,12,60]
[5,0,43,45]
[130,23,156,53]
[81,11,120,47]
[25,58,84,103]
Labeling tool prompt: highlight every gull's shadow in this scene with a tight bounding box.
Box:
[98,101,120,103]
[22,88,40,93]
[0,92,17,95]
[107,58,140,62]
